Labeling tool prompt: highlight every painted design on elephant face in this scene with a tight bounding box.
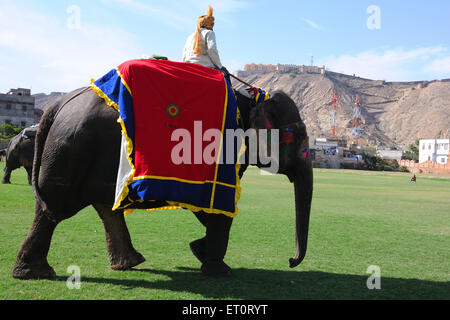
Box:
[299,148,309,159]
[280,129,294,163]
[282,130,294,145]
[167,104,180,118]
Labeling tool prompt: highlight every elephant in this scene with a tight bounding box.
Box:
[12,86,313,279]
[1,126,37,185]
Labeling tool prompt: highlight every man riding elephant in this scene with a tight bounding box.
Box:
[183,6,222,70]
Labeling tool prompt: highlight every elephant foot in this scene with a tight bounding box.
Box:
[189,237,206,263]
[12,260,56,280]
[110,251,146,270]
[201,261,232,278]
[1,180,11,184]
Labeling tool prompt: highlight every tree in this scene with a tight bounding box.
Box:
[362,152,384,170]
[402,139,419,161]
[362,152,399,171]
[0,123,23,141]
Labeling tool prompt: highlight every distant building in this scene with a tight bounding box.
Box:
[0,88,39,127]
[419,139,449,164]
[309,136,363,168]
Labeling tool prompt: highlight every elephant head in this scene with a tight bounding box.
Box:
[247,91,314,268]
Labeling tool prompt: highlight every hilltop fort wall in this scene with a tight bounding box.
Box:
[236,63,326,77]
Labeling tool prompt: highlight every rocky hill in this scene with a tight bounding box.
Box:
[33,92,65,110]
[232,69,450,149]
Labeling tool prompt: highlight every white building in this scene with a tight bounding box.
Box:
[419,139,449,164]
[0,88,37,127]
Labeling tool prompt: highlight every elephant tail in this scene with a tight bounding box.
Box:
[32,101,62,222]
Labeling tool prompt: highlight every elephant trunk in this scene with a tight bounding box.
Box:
[289,165,313,268]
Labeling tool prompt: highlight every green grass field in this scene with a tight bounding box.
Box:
[0,163,449,300]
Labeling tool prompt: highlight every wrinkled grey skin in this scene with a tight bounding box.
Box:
[12,87,312,279]
[2,131,35,185]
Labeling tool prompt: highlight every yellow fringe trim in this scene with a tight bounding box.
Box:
[125,201,237,218]
[89,78,136,211]
[90,79,119,111]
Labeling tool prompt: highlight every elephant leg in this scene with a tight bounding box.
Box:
[93,204,145,270]
[190,212,234,276]
[25,166,32,185]
[201,213,233,277]
[2,167,11,184]
[12,205,57,279]
[189,211,208,263]
[193,211,208,227]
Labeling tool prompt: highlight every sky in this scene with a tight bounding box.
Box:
[1,0,450,93]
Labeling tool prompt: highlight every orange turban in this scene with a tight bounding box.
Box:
[193,6,215,55]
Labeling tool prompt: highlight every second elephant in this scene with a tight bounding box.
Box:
[2,125,37,185]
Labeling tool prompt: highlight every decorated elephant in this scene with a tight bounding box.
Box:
[1,126,37,185]
[12,63,313,280]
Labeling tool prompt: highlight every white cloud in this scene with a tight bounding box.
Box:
[302,18,324,31]
[0,1,143,93]
[319,46,450,81]
[425,56,450,75]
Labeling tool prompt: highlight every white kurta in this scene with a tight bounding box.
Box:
[182,28,223,69]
